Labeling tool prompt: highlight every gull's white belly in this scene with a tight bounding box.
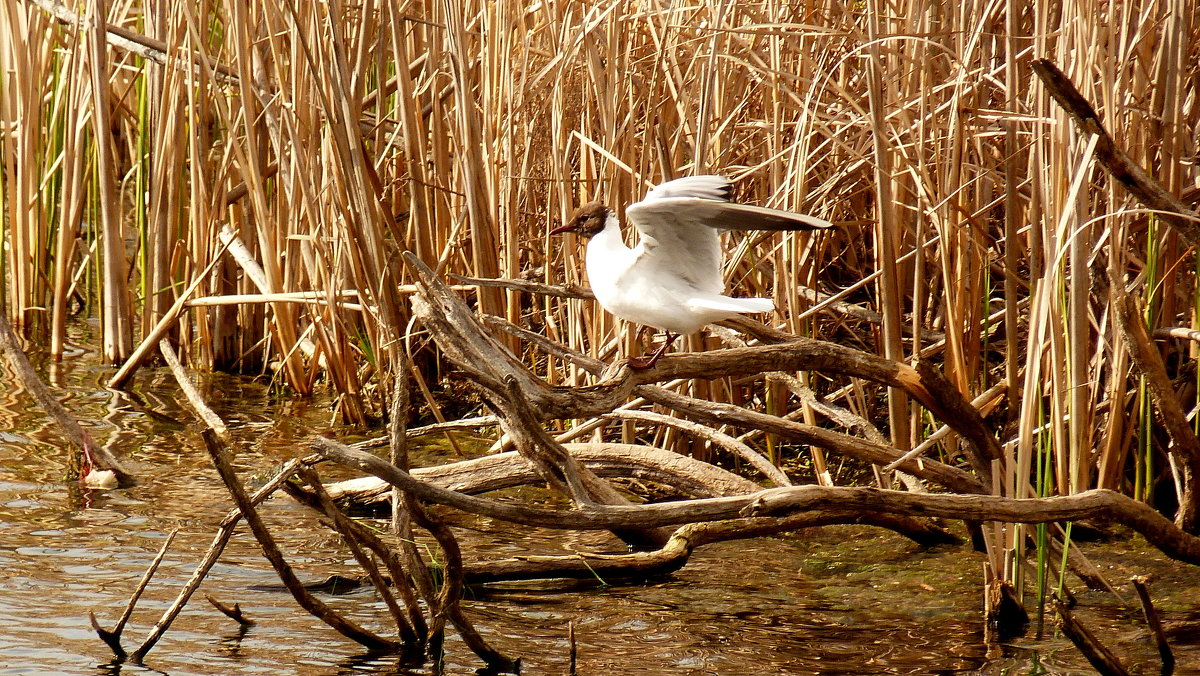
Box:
[588,252,750,334]
[582,217,772,335]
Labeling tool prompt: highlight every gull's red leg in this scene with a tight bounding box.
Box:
[627,332,679,370]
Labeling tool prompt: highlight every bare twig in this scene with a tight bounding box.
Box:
[205,595,256,626]
[202,430,397,651]
[1053,595,1131,676]
[1131,576,1175,675]
[132,456,313,660]
[283,481,428,640]
[295,466,420,644]
[450,273,594,299]
[325,442,761,507]
[89,529,178,659]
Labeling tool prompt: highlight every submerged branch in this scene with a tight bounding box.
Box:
[0,313,133,484]
[463,511,957,585]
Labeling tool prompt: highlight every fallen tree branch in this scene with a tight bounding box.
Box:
[326,442,761,507]
[460,302,990,494]
[1104,268,1200,531]
[1054,595,1131,676]
[89,529,177,658]
[315,437,1200,565]
[602,410,791,486]
[298,466,420,644]
[131,456,313,660]
[1131,576,1175,674]
[203,431,398,651]
[462,510,957,585]
[0,312,132,484]
[481,312,983,493]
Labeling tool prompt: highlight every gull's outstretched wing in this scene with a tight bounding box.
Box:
[624,176,831,295]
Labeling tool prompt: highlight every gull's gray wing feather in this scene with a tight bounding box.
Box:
[642,175,733,202]
[625,175,832,296]
[625,177,729,295]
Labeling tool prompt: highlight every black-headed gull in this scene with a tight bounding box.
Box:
[552,175,831,368]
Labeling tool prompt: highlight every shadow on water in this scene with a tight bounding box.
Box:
[0,328,1197,674]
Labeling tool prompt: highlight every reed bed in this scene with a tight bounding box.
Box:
[3,0,1199,631]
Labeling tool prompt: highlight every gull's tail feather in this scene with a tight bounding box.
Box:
[688,296,774,314]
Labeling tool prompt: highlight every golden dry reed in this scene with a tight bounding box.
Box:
[2,0,1199,583]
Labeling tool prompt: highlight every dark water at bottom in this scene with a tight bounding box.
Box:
[0,335,1197,674]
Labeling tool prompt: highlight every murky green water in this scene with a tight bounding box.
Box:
[0,326,1196,674]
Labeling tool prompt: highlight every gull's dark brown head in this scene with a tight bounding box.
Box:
[550,202,610,238]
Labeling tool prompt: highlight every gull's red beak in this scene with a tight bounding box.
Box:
[549,220,577,236]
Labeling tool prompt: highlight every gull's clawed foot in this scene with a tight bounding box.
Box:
[625,354,659,370]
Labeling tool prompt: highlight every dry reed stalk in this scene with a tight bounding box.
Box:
[1,2,54,327]
[50,41,90,356]
[86,0,133,363]
[142,0,185,342]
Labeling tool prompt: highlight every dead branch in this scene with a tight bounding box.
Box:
[0,312,132,484]
[462,511,956,585]
[1131,576,1175,675]
[283,481,429,638]
[637,386,986,494]
[409,488,520,672]
[89,529,177,658]
[132,456,313,661]
[603,409,792,487]
[316,437,1200,565]
[1106,270,1200,531]
[407,253,671,548]
[471,305,987,495]
[450,273,594,299]
[1035,57,1200,532]
[159,340,231,443]
[205,595,255,626]
[202,430,398,651]
[482,312,983,493]
[1054,596,1131,676]
[377,364,517,671]
[297,466,420,644]
[1031,58,1200,247]
[326,442,761,508]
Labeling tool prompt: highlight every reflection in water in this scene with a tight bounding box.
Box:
[0,331,1196,674]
